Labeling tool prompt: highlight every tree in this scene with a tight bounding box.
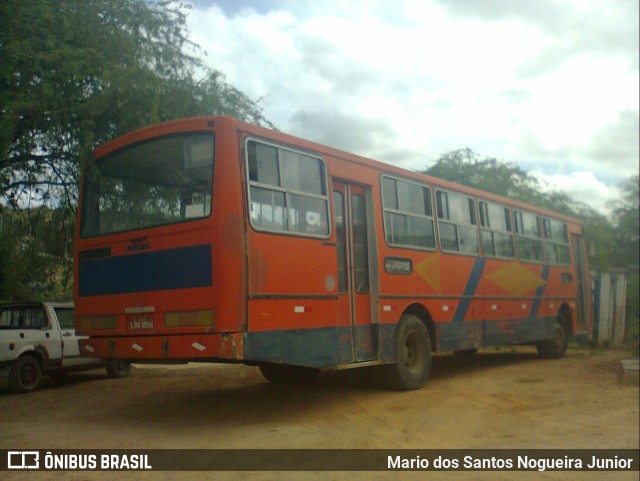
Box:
[423,148,540,200]
[0,206,74,301]
[0,0,271,210]
[0,0,272,300]
[422,148,587,215]
[609,175,639,339]
[610,175,639,270]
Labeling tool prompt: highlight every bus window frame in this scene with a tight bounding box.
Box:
[543,217,572,266]
[514,209,546,264]
[79,131,216,239]
[380,174,436,252]
[478,198,515,260]
[244,137,332,240]
[435,188,480,256]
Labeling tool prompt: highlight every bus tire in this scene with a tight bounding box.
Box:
[9,355,42,393]
[386,314,432,390]
[106,360,132,378]
[259,363,321,384]
[536,316,568,359]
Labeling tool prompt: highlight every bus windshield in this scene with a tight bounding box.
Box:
[80,132,214,237]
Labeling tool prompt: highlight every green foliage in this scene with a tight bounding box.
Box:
[609,176,639,270]
[0,0,271,209]
[626,271,639,347]
[578,208,621,272]
[0,0,272,300]
[609,176,640,341]
[422,148,578,216]
[424,148,539,199]
[0,207,73,301]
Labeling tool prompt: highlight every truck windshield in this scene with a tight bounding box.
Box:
[80,132,214,237]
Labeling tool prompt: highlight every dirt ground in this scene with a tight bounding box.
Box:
[1,345,638,481]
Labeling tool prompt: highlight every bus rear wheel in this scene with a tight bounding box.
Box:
[536,315,569,359]
[106,360,132,378]
[259,363,321,384]
[386,314,432,390]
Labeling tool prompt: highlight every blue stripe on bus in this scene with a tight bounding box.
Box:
[245,325,381,368]
[78,244,212,296]
[529,264,550,318]
[453,257,485,322]
[244,317,558,368]
[244,327,341,367]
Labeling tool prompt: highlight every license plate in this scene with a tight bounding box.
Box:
[130,319,154,330]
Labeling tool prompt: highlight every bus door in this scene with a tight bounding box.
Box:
[571,234,590,333]
[333,181,377,363]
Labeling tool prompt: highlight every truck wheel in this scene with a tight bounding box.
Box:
[9,355,42,393]
[259,363,321,384]
[386,314,432,390]
[106,360,132,378]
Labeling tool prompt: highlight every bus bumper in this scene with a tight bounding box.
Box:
[79,333,244,361]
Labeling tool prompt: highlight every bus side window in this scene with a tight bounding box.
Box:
[479,201,514,259]
[333,191,348,293]
[515,210,544,263]
[250,187,287,230]
[381,176,435,250]
[352,194,369,294]
[544,218,571,265]
[436,191,479,254]
[247,140,329,237]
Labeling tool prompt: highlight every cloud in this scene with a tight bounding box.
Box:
[582,110,640,178]
[189,0,279,16]
[532,170,619,213]
[186,0,639,212]
[289,109,393,154]
[515,109,639,185]
[440,0,640,76]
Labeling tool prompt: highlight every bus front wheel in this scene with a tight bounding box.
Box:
[386,314,432,390]
[259,363,321,384]
[536,316,569,359]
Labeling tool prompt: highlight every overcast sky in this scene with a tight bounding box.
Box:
[186,0,639,213]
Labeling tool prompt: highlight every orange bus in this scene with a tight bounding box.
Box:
[75,116,592,389]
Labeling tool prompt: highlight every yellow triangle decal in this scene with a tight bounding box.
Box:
[485,262,545,296]
[415,256,441,293]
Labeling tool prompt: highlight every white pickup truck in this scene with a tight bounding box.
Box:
[0,302,130,393]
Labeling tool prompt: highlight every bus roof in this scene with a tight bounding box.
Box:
[92,115,582,226]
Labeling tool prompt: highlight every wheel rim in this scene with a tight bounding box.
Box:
[21,364,37,385]
[403,329,425,374]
